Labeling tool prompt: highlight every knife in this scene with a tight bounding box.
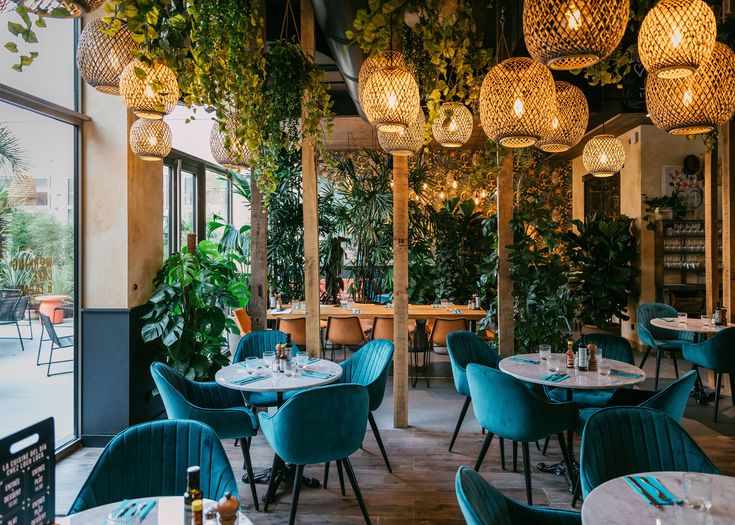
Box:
[625,476,662,509]
[638,476,673,502]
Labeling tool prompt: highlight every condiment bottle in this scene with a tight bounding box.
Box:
[566,340,575,368]
[184,466,203,525]
[587,343,597,372]
[217,492,239,525]
[192,499,203,525]
[577,343,588,371]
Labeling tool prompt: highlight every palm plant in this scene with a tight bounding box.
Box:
[0,126,27,174]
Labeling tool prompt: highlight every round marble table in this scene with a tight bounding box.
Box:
[57,496,253,524]
[650,316,735,335]
[581,472,735,525]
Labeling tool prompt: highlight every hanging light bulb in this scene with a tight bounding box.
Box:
[129,118,172,161]
[451,179,458,189]
[523,0,629,70]
[479,57,557,148]
[439,191,446,200]
[76,18,138,95]
[480,189,487,198]
[120,59,180,119]
[583,134,625,177]
[646,42,735,135]
[210,115,253,170]
[361,52,420,132]
[432,102,473,147]
[638,0,716,79]
[536,82,589,153]
[377,109,425,156]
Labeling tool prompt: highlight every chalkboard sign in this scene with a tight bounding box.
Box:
[0,418,55,525]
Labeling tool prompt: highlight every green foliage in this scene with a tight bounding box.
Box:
[642,192,686,230]
[320,233,347,305]
[0,126,28,174]
[566,215,637,328]
[141,240,249,381]
[6,209,73,269]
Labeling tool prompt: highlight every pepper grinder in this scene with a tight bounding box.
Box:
[587,343,598,372]
[217,491,239,525]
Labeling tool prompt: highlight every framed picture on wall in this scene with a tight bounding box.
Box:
[662,163,703,214]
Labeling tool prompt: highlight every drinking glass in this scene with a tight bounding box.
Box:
[297,351,309,368]
[538,344,551,361]
[701,314,713,326]
[546,354,560,373]
[263,351,275,369]
[245,356,259,374]
[677,312,688,325]
[440,298,449,309]
[597,357,611,376]
[683,473,712,512]
[284,361,296,377]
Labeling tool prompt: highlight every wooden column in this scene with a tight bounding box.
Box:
[723,123,735,317]
[496,153,515,356]
[301,0,321,357]
[249,171,268,330]
[392,154,409,428]
[704,147,719,315]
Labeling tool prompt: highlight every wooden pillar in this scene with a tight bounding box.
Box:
[496,153,515,356]
[704,147,719,315]
[392,154,409,428]
[249,171,268,330]
[723,123,735,317]
[301,0,321,357]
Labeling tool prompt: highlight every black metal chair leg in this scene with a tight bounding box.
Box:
[368,412,392,472]
[672,353,680,378]
[714,373,722,423]
[342,457,372,525]
[288,464,305,525]
[411,350,418,388]
[425,348,431,388]
[730,373,735,404]
[639,346,651,369]
[264,454,283,512]
[474,432,494,471]
[571,477,582,508]
[522,442,533,505]
[336,458,346,496]
[240,438,259,511]
[557,432,575,489]
[542,436,550,456]
[655,349,662,390]
[449,397,471,452]
[323,462,329,489]
[15,321,24,351]
[499,437,506,471]
[512,440,518,473]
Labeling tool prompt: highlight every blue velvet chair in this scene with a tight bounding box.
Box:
[259,384,372,525]
[446,331,499,452]
[683,327,735,422]
[69,420,238,514]
[579,407,720,498]
[455,466,581,525]
[467,364,578,505]
[232,329,294,408]
[637,303,695,389]
[150,362,260,509]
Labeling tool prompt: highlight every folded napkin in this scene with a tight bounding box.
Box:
[307,357,320,364]
[452,309,463,314]
[102,499,130,524]
[384,304,394,308]
[540,373,569,383]
[273,308,293,314]
[137,500,157,521]
[432,304,441,308]
[352,309,362,314]
[301,370,335,379]
[509,357,540,365]
[610,369,643,378]
[624,475,680,505]
[229,374,268,385]
[340,304,350,308]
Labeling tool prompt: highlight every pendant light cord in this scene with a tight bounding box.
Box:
[280,0,300,42]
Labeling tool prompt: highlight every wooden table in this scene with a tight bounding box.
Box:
[650,316,735,335]
[35,294,69,324]
[267,303,487,321]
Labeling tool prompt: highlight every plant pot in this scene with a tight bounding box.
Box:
[654,207,673,221]
[581,323,621,337]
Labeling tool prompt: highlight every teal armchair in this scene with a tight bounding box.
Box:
[467,364,577,505]
[69,420,238,514]
[683,327,735,422]
[150,362,260,509]
[259,384,371,525]
[455,466,581,525]
[232,329,295,408]
[446,331,499,452]
[580,407,719,498]
[637,303,695,389]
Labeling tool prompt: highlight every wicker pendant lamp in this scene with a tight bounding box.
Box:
[130,118,172,161]
[358,50,406,109]
[378,109,425,156]
[120,59,180,119]
[362,55,420,132]
[583,134,625,177]
[638,0,716,79]
[523,0,630,70]
[646,42,735,135]
[77,19,137,95]
[22,0,105,17]
[7,170,37,206]
[210,116,253,170]
[432,102,473,148]
[479,57,557,148]
[536,82,589,153]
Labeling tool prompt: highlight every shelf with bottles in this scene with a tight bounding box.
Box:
[663,219,721,238]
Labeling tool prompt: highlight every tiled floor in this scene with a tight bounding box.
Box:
[56,354,735,524]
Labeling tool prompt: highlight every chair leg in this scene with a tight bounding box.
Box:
[288,464,305,525]
[264,453,284,512]
[15,321,24,352]
[449,397,471,452]
[571,477,582,508]
[535,440,541,452]
[512,440,518,473]
[342,457,372,525]
[411,351,418,388]
[639,346,651,369]
[36,324,46,366]
[499,437,506,471]
[336,459,346,496]
[47,344,55,377]
[425,348,431,388]
[368,412,392,473]
[474,432,494,471]
[240,438,259,511]
[542,436,550,456]
[714,373,722,423]
[522,442,533,505]
[557,432,575,488]
[655,349,662,390]
[323,462,329,489]
[672,352,680,379]
[730,373,735,405]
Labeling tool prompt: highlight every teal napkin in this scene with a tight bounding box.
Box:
[452,309,463,314]
[102,500,130,525]
[229,374,268,385]
[384,304,394,308]
[301,370,334,379]
[610,369,643,378]
[432,304,441,308]
[540,373,568,383]
[138,500,157,521]
[624,475,680,505]
[352,309,362,314]
[307,357,320,364]
[509,357,540,365]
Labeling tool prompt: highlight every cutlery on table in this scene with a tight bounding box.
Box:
[638,476,677,502]
[138,500,157,521]
[625,476,663,510]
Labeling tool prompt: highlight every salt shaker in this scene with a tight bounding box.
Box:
[217,492,239,525]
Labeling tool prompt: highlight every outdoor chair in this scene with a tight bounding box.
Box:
[0,294,31,351]
[325,316,365,361]
[233,307,251,335]
[370,316,417,341]
[276,317,307,347]
[36,312,73,377]
[419,317,466,388]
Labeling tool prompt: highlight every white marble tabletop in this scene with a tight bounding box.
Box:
[650,316,735,335]
[58,496,253,524]
[215,358,342,393]
[581,471,735,525]
[498,353,645,390]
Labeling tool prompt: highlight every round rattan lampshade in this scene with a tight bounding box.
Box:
[378,109,425,156]
[638,0,716,79]
[361,54,420,133]
[7,170,37,206]
[77,19,137,95]
[358,50,406,110]
[523,0,630,70]
[646,42,735,135]
[120,60,179,119]
[536,81,589,153]
[130,118,172,161]
[22,0,105,17]
[432,102,473,148]
[479,57,557,148]
[583,134,625,177]
[210,116,253,170]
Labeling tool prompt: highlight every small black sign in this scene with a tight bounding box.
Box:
[0,418,55,525]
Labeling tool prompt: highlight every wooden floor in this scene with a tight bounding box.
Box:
[56,357,735,524]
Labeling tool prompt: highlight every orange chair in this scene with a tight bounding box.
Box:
[233,308,251,336]
[370,316,418,341]
[415,318,467,388]
[325,316,365,361]
[276,317,307,348]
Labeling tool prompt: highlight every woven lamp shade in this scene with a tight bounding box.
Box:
[638,0,716,79]
[22,0,105,17]
[583,134,625,177]
[361,53,420,133]
[536,81,589,153]
[7,170,37,206]
[77,19,137,95]
[120,60,179,119]
[646,42,735,135]
[210,117,253,170]
[378,109,425,156]
[432,102,473,147]
[358,50,406,109]
[130,118,172,161]
[523,0,629,70]
[479,57,556,148]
